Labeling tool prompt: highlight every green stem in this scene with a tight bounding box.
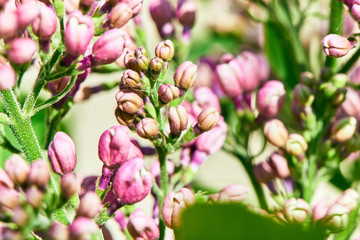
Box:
[325,0,343,70]
[22,75,46,115]
[339,46,360,73]
[156,146,168,240]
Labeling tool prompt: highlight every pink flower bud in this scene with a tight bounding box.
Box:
[127,209,160,240]
[48,222,69,240]
[92,29,127,65]
[15,0,40,28]
[61,173,78,198]
[121,69,141,88]
[155,39,175,61]
[312,198,332,221]
[28,159,50,189]
[7,38,38,65]
[149,0,173,28]
[253,161,275,183]
[114,210,128,231]
[110,3,133,28]
[0,11,18,39]
[215,62,242,97]
[263,119,288,147]
[283,198,311,223]
[121,0,143,16]
[26,185,44,208]
[136,118,159,139]
[322,34,351,58]
[331,117,357,142]
[176,0,196,27]
[116,91,143,114]
[341,88,360,119]
[0,62,16,90]
[0,185,19,209]
[193,87,221,114]
[234,52,263,92]
[64,11,94,57]
[12,206,29,227]
[197,107,219,132]
[195,117,227,154]
[31,3,57,40]
[257,80,286,118]
[169,105,188,136]
[162,188,195,229]
[77,191,101,218]
[48,132,77,175]
[113,158,152,204]
[352,1,360,22]
[336,188,359,212]
[5,154,29,185]
[135,54,149,70]
[0,168,14,188]
[115,108,136,126]
[285,133,308,157]
[320,203,349,233]
[174,61,198,90]
[209,184,248,203]
[158,83,180,105]
[268,153,290,179]
[69,217,99,239]
[150,56,164,72]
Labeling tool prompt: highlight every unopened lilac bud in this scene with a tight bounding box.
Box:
[285,134,308,157]
[28,159,50,189]
[155,40,175,61]
[26,185,44,208]
[115,108,136,126]
[169,105,188,136]
[124,51,139,71]
[321,203,349,233]
[322,34,351,58]
[69,217,99,240]
[312,199,332,222]
[150,57,164,72]
[116,91,143,114]
[136,118,159,139]
[176,0,196,27]
[336,189,359,212]
[283,198,311,223]
[92,29,127,65]
[352,1,360,22]
[12,206,29,227]
[121,70,141,88]
[158,84,180,105]
[16,1,40,28]
[110,3,133,28]
[293,84,314,107]
[48,222,69,240]
[162,188,195,229]
[48,132,77,175]
[134,47,147,57]
[269,153,290,179]
[209,184,248,203]
[174,61,198,90]
[0,62,16,90]
[8,38,38,65]
[0,186,19,209]
[331,117,357,142]
[0,12,18,39]
[257,80,286,117]
[0,168,14,188]
[263,119,288,147]
[197,107,219,132]
[253,161,275,183]
[149,0,173,29]
[61,173,78,198]
[5,155,29,185]
[113,158,152,204]
[127,209,160,240]
[136,54,149,70]
[77,191,101,218]
[64,11,94,57]
[31,3,57,40]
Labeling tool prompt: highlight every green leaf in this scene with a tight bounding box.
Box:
[264,20,301,89]
[91,229,104,240]
[180,203,326,240]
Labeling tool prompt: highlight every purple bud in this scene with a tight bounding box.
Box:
[69,217,99,239]
[0,11,18,39]
[116,91,143,114]
[15,0,40,28]
[0,62,16,90]
[215,62,242,97]
[174,61,198,90]
[162,188,195,229]
[155,39,175,61]
[48,132,77,175]
[113,157,152,204]
[0,185,20,209]
[64,11,95,57]
[283,198,311,223]
[169,105,188,136]
[5,155,29,185]
[263,119,288,147]
[61,173,79,198]
[149,0,173,29]
[114,210,128,231]
[352,1,360,21]
[26,185,44,208]
[31,2,57,40]
[193,87,221,114]
[0,168,14,188]
[322,34,351,58]
[158,84,180,105]
[8,38,38,65]
[176,0,196,27]
[28,159,50,189]
[136,118,159,139]
[197,107,219,132]
[110,3,133,28]
[127,209,160,240]
[253,161,275,183]
[285,133,308,157]
[77,191,102,218]
[268,153,290,179]
[257,80,286,118]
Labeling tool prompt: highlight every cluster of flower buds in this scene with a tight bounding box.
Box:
[150,0,196,41]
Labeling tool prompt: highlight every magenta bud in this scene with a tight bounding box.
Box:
[69,217,99,239]
[174,61,198,90]
[209,184,248,203]
[48,222,69,240]
[26,185,44,208]
[16,0,40,28]
[127,209,160,240]
[197,107,219,132]
[169,105,188,136]
[253,161,275,183]
[48,132,77,175]
[61,173,78,198]
[31,2,57,40]
[0,11,18,39]
[257,80,286,118]
[77,191,101,218]
[5,155,29,185]
[176,0,196,27]
[149,0,173,28]
[136,118,159,139]
[110,3,133,28]
[285,133,308,157]
[92,29,127,65]
[283,198,311,223]
[0,62,16,90]
[352,1,360,21]
[162,188,195,229]
[64,11,95,57]
[114,210,128,231]
[28,159,50,189]
[158,83,180,105]
[331,117,357,142]
[0,168,14,188]
[116,91,143,114]
[322,34,351,58]
[113,158,152,204]
[215,62,242,97]
[263,119,288,147]
[268,153,290,179]
[0,185,20,209]
[121,69,141,88]
[155,39,175,61]
[336,189,359,212]
[115,108,136,126]
[8,38,38,65]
